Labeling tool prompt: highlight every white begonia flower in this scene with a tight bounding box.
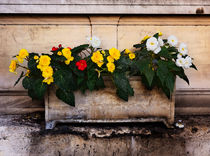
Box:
[177,53,182,59]
[168,35,178,47]
[154,46,161,54]
[152,37,163,54]
[178,43,188,56]
[87,36,101,48]
[183,56,192,69]
[158,37,164,46]
[146,37,159,51]
[176,57,185,67]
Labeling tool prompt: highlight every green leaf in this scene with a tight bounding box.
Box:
[167,61,181,72]
[144,68,155,86]
[167,47,178,53]
[22,77,32,89]
[87,79,95,91]
[28,58,41,76]
[153,33,159,39]
[14,71,24,86]
[116,89,128,101]
[116,56,133,72]
[71,44,89,56]
[86,63,98,91]
[157,60,169,86]
[165,72,175,92]
[56,88,75,106]
[77,76,88,93]
[72,66,85,77]
[113,72,134,101]
[141,75,152,90]
[161,86,171,99]
[95,76,105,89]
[136,58,154,86]
[136,58,150,73]
[51,55,66,62]
[176,68,189,85]
[77,77,85,86]
[133,44,144,48]
[54,69,77,91]
[158,47,171,59]
[28,89,38,100]
[33,79,47,100]
[191,63,197,70]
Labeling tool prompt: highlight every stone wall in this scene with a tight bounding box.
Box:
[0,114,209,156]
[0,15,210,114]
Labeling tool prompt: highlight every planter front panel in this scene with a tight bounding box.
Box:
[46,78,174,127]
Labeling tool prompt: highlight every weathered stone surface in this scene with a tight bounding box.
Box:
[1,0,210,14]
[1,15,210,115]
[46,77,175,128]
[0,114,210,156]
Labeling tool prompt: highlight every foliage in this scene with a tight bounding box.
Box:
[132,32,197,98]
[9,33,197,106]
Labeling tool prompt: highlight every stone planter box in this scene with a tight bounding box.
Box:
[45,77,175,129]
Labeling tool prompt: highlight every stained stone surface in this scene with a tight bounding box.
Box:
[0,113,209,156]
[46,78,175,127]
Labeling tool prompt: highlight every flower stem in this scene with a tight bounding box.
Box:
[17,64,28,70]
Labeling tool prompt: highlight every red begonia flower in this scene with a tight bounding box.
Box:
[76,60,87,71]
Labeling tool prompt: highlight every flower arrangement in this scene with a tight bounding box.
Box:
[132,32,197,98]
[9,32,197,106]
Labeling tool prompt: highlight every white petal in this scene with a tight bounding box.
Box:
[176,58,185,67]
[158,37,164,46]
[168,35,178,47]
[89,36,101,48]
[146,37,159,51]
[177,53,182,59]
[154,46,161,54]
[178,43,188,56]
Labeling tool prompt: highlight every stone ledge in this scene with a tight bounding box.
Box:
[0,0,209,14]
[0,113,210,155]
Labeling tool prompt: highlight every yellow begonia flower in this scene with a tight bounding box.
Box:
[37,55,51,71]
[37,64,44,71]
[25,70,30,77]
[42,66,53,78]
[106,62,115,73]
[124,49,131,54]
[16,55,24,63]
[141,35,150,43]
[57,51,62,56]
[158,30,163,36]
[62,48,72,59]
[34,55,39,60]
[62,48,74,65]
[65,57,74,65]
[39,55,51,66]
[9,60,18,74]
[109,48,120,60]
[18,49,29,59]
[96,61,104,67]
[107,55,114,63]
[129,53,135,60]
[43,77,54,85]
[91,51,104,63]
